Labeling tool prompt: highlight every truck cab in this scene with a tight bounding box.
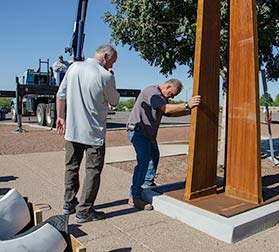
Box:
[20,69,52,86]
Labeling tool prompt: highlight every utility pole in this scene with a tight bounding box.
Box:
[261,69,278,165]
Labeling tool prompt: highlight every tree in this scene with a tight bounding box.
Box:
[260,93,274,106]
[125,98,136,110]
[114,98,136,111]
[114,101,126,111]
[104,0,279,83]
[0,98,12,111]
[104,0,279,168]
[275,93,279,106]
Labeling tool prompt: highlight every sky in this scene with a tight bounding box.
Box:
[0,1,278,102]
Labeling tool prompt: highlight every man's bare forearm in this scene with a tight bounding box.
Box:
[56,96,66,119]
[162,103,189,115]
[161,95,202,117]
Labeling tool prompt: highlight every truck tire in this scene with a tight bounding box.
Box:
[36,103,46,126]
[11,106,17,122]
[1,111,6,120]
[45,103,56,128]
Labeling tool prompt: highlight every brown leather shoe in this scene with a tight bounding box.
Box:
[133,197,153,211]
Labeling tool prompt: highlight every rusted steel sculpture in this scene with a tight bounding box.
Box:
[184,0,262,209]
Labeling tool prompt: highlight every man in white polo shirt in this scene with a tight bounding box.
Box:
[56,44,120,223]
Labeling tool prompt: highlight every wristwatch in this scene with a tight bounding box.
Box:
[184,102,190,110]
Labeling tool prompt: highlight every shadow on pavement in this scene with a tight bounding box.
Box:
[106,122,126,129]
[153,177,225,195]
[68,224,88,238]
[108,248,132,252]
[262,186,279,201]
[104,207,140,219]
[0,175,18,182]
[261,138,279,158]
[94,199,129,209]
[262,174,279,187]
[262,174,279,201]
[0,188,11,196]
[95,198,141,219]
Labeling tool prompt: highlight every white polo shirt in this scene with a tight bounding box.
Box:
[57,58,120,145]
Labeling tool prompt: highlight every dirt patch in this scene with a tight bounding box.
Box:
[111,154,279,190]
[0,123,189,155]
[1,122,279,191]
[110,122,279,190]
[0,124,65,155]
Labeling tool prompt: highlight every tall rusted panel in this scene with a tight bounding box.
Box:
[225,0,262,203]
[185,0,220,200]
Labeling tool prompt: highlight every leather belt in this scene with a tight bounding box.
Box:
[127,123,142,131]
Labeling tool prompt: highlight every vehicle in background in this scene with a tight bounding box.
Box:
[9,0,140,130]
[11,59,58,127]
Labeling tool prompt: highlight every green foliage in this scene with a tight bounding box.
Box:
[125,98,136,110]
[104,0,197,76]
[114,98,135,111]
[257,0,279,81]
[260,93,275,106]
[275,93,279,105]
[0,98,12,111]
[104,0,279,81]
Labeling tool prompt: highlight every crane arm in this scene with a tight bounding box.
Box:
[65,0,88,61]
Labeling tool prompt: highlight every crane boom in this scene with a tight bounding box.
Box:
[65,0,88,61]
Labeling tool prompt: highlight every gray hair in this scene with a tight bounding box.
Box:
[165,79,183,92]
[95,45,117,60]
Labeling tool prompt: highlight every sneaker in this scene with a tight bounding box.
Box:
[133,197,153,211]
[63,200,78,215]
[75,209,106,223]
[142,182,157,189]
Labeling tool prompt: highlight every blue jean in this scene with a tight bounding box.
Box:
[128,130,159,198]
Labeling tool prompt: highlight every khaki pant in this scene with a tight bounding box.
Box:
[64,141,105,214]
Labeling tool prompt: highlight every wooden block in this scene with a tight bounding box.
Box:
[70,234,86,252]
[32,203,51,225]
[32,204,86,251]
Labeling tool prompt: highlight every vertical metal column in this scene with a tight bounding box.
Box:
[185,0,220,200]
[225,0,262,203]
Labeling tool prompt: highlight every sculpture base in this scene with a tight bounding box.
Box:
[142,181,279,243]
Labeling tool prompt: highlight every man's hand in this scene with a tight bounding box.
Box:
[188,95,201,109]
[108,68,114,75]
[56,117,66,135]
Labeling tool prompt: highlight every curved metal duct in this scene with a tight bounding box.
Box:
[0,223,67,252]
[0,188,31,239]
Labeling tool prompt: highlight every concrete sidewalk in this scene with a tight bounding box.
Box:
[105,143,188,163]
[1,145,279,252]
